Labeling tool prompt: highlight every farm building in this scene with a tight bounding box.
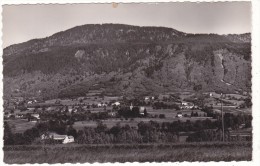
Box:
[108,111,116,117]
[130,103,133,110]
[112,102,120,106]
[15,114,24,119]
[63,136,75,144]
[180,102,194,109]
[144,96,154,100]
[31,114,40,120]
[41,133,75,144]
[97,103,107,107]
[176,112,183,118]
[4,112,13,119]
[139,106,147,115]
[29,115,40,122]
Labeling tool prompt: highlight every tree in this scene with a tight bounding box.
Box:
[23,127,40,144]
[144,108,148,117]
[67,125,78,138]
[132,107,140,117]
[193,84,202,91]
[244,98,252,108]
[13,133,27,145]
[159,114,166,119]
[4,122,14,145]
[110,123,121,137]
[96,121,107,133]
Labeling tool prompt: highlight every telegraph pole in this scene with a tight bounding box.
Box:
[221,93,225,142]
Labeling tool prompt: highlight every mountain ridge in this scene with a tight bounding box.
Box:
[3,24,251,55]
[3,24,251,99]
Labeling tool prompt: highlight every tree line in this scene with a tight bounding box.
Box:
[4,112,252,146]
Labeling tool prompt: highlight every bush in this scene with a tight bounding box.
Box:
[159,114,166,119]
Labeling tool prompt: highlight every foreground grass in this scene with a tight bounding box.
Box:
[4,142,252,164]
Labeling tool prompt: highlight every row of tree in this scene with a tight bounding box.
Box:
[4,112,252,145]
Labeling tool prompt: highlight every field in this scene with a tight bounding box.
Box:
[73,116,213,130]
[4,142,252,163]
[73,107,212,130]
[5,107,214,134]
[212,106,251,115]
[6,119,36,133]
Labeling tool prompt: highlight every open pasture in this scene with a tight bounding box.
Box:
[73,116,214,130]
[213,106,251,115]
[148,108,206,117]
[6,119,36,133]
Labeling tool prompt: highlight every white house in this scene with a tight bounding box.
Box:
[144,97,150,101]
[63,136,75,144]
[98,103,107,107]
[130,103,133,110]
[68,108,73,113]
[108,111,116,117]
[112,102,120,106]
[139,106,147,115]
[15,114,23,119]
[180,102,194,109]
[176,112,183,118]
[31,113,40,120]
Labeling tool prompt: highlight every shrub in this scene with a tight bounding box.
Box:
[159,114,166,119]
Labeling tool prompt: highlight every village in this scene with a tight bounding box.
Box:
[3,90,252,144]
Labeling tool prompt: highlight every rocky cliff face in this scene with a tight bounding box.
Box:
[3,24,251,99]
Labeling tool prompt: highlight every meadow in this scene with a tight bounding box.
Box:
[4,142,252,163]
[6,119,36,133]
[73,116,213,130]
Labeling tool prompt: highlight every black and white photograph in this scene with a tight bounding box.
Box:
[1,0,259,164]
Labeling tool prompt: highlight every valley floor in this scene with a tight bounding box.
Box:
[4,142,252,163]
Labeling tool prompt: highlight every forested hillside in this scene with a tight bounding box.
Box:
[3,24,251,99]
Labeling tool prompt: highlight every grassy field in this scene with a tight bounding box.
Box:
[73,116,214,130]
[73,107,212,130]
[6,119,36,133]
[212,106,251,115]
[6,110,214,134]
[4,142,252,163]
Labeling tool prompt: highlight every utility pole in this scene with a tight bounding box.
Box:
[221,93,225,142]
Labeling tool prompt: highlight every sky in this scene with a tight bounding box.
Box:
[2,2,251,48]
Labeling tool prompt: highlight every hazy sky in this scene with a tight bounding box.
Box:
[3,2,251,48]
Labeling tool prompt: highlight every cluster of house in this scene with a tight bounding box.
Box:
[144,96,155,101]
[41,132,75,144]
[96,101,121,107]
[180,101,198,109]
[27,99,38,104]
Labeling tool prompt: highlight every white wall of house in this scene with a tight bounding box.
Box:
[63,136,75,144]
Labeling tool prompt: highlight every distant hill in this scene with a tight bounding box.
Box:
[3,24,251,100]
